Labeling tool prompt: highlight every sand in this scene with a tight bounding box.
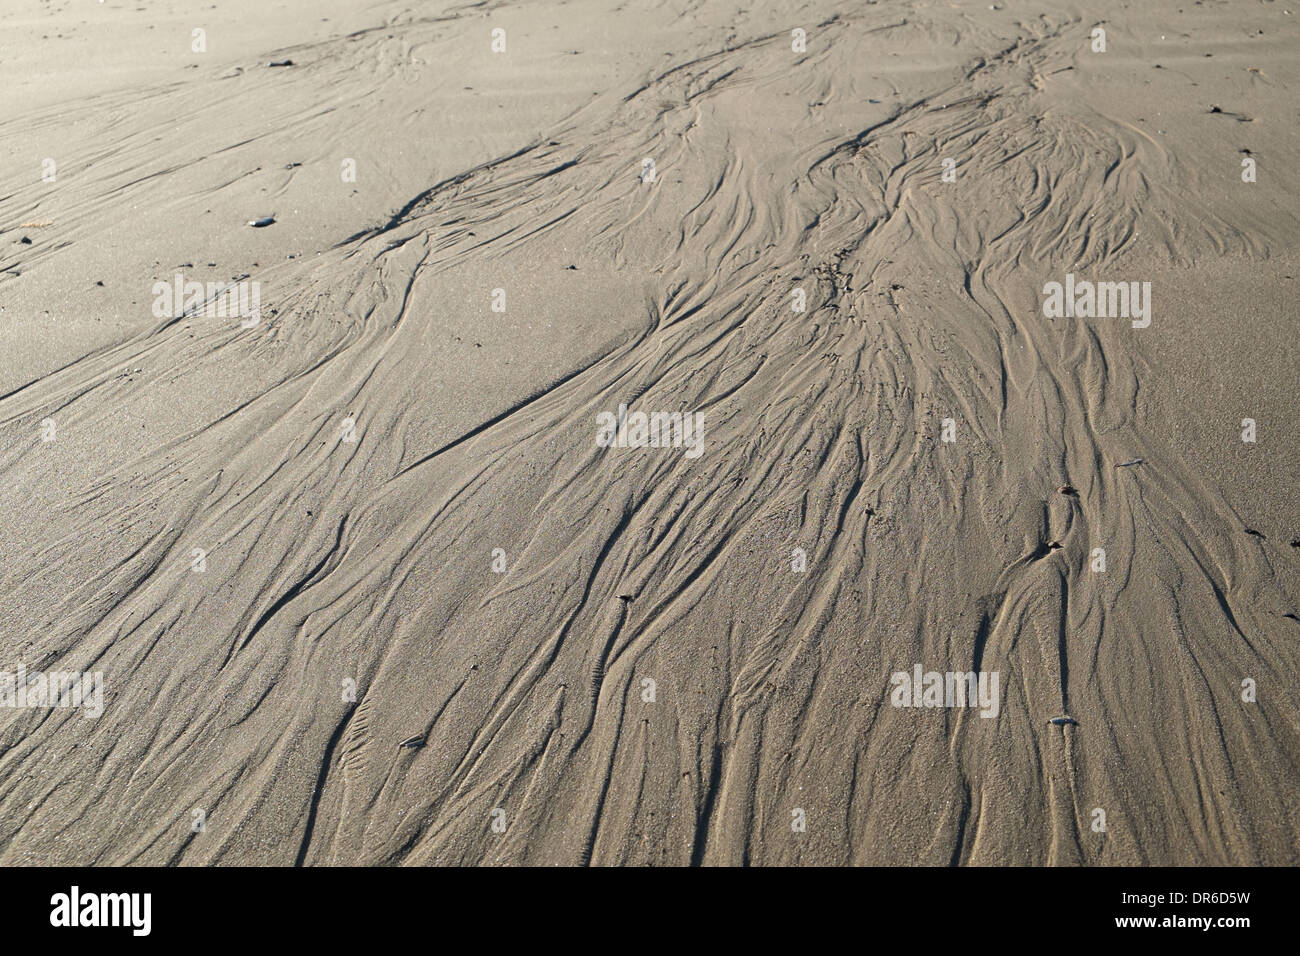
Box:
[0,0,1296,866]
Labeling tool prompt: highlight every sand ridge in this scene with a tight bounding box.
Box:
[0,0,1297,865]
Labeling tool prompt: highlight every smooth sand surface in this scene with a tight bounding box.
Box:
[0,0,1296,865]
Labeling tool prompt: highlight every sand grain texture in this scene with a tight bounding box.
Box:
[0,0,1297,865]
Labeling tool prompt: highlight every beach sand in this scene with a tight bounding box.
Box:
[0,0,1296,865]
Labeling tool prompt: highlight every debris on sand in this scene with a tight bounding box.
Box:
[4,0,1295,869]
[267,59,294,68]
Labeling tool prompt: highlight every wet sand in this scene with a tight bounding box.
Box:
[0,0,1297,865]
